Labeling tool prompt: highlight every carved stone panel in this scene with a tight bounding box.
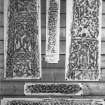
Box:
[1,98,104,105]
[46,0,60,63]
[65,0,102,81]
[4,0,41,79]
[24,83,83,95]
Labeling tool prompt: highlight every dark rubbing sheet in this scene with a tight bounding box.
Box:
[1,98,104,105]
[24,83,83,95]
[4,0,41,79]
[66,0,102,81]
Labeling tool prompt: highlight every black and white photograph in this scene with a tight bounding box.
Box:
[0,0,105,104]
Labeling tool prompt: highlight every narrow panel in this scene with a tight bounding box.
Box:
[46,0,60,63]
[4,0,41,79]
[65,0,102,81]
[24,83,83,95]
[1,98,105,105]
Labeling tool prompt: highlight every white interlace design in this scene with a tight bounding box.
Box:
[65,0,102,81]
[46,0,60,63]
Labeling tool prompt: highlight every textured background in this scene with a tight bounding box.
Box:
[0,0,105,99]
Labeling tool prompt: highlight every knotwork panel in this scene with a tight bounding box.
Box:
[65,0,102,81]
[4,0,41,79]
[24,83,83,95]
[1,98,104,105]
[46,0,60,63]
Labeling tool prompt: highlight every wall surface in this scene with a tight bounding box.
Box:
[0,0,105,100]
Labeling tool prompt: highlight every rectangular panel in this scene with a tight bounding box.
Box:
[4,0,41,79]
[24,83,83,95]
[1,98,104,105]
[46,0,60,63]
[65,0,102,81]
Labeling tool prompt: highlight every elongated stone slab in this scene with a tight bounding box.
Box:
[46,0,60,63]
[65,0,102,81]
[24,83,83,95]
[1,98,104,105]
[4,0,41,79]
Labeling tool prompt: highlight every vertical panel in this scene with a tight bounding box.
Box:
[65,0,102,81]
[46,0,60,63]
[4,0,41,79]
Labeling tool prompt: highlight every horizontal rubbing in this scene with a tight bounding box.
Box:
[1,82,105,95]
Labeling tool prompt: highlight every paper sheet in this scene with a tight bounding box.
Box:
[65,0,102,81]
[46,0,60,63]
[4,0,41,79]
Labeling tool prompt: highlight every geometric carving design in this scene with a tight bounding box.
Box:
[4,0,41,79]
[65,0,102,81]
[1,98,104,105]
[24,83,83,95]
[46,0,60,63]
